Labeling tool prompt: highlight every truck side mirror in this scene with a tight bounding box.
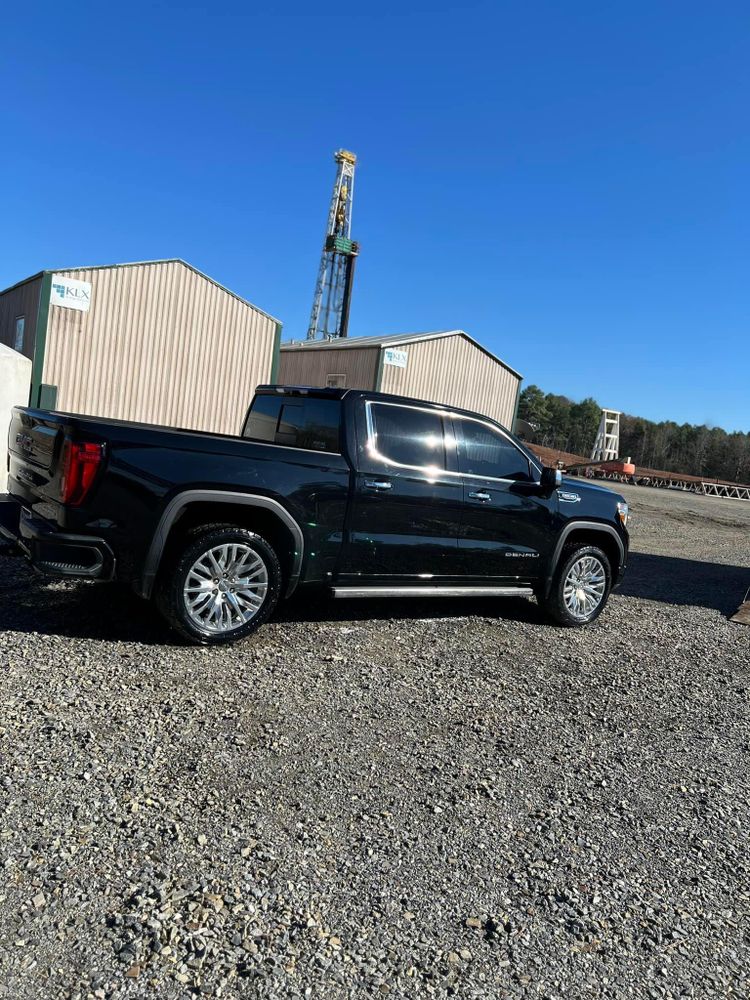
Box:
[540,467,562,491]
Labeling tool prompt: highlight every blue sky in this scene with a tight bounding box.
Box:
[2,2,748,431]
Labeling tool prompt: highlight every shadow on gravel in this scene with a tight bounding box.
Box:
[618,551,749,615]
[0,551,545,645]
[276,592,544,627]
[0,552,171,645]
[1,548,746,646]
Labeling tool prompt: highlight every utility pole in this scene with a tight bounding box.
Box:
[307,149,360,339]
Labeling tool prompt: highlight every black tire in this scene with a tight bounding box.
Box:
[155,524,281,645]
[540,543,612,627]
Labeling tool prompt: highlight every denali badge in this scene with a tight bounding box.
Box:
[558,491,581,503]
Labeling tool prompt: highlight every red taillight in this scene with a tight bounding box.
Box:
[60,441,105,506]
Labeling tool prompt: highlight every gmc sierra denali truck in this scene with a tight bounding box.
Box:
[0,386,629,644]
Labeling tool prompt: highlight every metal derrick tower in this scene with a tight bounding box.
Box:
[307,149,359,340]
[591,409,621,462]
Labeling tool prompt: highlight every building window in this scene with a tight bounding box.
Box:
[456,417,532,481]
[13,316,25,352]
[369,403,446,471]
[242,394,341,453]
[326,374,346,388]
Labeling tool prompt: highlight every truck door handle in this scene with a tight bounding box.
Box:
[468,491,491,501]
[364,480,393,491]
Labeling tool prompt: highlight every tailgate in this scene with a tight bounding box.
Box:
[7,408,68,502]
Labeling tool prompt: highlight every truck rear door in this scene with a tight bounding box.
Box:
[340,398,463,581]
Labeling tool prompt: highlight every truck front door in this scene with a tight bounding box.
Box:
[452,414,557,579]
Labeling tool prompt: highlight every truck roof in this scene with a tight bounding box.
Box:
[255,384,514,431]
[256,384,350,400]
[255,384,542,472]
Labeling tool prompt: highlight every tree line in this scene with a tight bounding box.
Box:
[517,385,750,483]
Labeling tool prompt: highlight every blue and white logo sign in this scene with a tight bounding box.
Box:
[383,347,408,369]
[50,275,92,312]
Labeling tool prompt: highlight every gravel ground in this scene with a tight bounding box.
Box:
[1,484,749,999]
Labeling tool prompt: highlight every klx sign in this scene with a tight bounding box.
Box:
[50,275,92,312]
[383,347,407,369]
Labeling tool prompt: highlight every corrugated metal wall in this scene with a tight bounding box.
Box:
[0,276,42,360]
[42,262,278,434]
[278,344,380,390]
[379,335,521,428]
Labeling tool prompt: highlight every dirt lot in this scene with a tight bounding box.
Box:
[0,484,748,999]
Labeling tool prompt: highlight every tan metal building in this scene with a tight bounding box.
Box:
[0,259,281,434]
[279,331,523,428]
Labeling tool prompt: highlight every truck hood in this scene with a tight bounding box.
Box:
[560,477,625,504]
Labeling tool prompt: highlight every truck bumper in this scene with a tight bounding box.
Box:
[0,494,115,581]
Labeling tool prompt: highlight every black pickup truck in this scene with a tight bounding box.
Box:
[1,386,629,644]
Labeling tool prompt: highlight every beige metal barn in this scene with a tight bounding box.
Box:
[0,259,281,434]
[279,331,523,429]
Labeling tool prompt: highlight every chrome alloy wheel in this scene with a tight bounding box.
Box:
[183,543,268,634]
[563,554,606,620]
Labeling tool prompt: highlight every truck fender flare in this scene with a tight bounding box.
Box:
[544,521,625,598]
[138,490,304,600]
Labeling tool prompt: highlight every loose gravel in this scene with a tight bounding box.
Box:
[1,484,749,999]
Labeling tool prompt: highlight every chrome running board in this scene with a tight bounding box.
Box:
[332,585,534,599]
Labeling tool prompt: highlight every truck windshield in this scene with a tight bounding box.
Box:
[242,395,341,453]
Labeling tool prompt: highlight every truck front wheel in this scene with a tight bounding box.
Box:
[156,525,281,645]
[541,543,612,627]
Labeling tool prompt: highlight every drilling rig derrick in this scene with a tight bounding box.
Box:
[307,149,359,340]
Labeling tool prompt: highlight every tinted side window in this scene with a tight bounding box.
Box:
[277,399,341,451]
[370,403,446,470]
[243,395,282,443]
[243,396,341,452]
[457,419,531,480]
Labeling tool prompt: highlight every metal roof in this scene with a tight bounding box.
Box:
[254,384,524,426]
[0,259,281,324]
[281,330,522,379]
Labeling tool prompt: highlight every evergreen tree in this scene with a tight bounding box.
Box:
[517,385,550,428]
[521,384,748,482]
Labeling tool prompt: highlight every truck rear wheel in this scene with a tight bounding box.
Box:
[541,543,611,627]
[156,525,281,645]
